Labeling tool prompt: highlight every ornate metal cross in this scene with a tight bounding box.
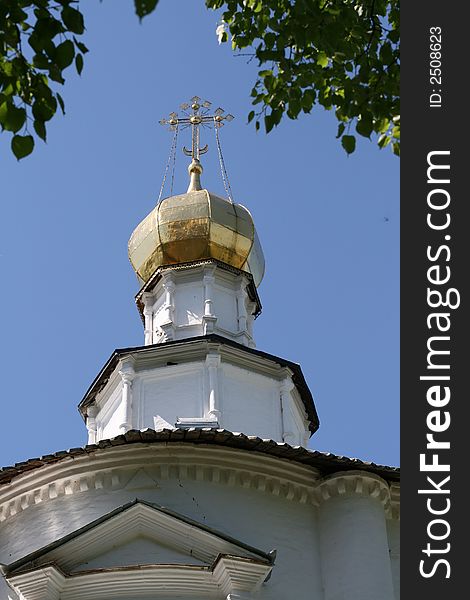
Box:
[159,96,234,161]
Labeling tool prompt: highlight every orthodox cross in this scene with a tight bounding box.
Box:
[159,96,234,161]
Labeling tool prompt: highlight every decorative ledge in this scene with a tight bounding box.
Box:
[7,559,271,600]
[0,430,399,523]
[313,470,391,512]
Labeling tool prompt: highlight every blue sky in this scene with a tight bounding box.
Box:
[0,1,399,468]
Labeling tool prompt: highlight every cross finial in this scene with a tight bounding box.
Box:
[159,97,234,192]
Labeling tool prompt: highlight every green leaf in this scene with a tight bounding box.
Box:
[32,97,57,122]
[3,22,20,46]
[316,52,329,68]
[55,40,75,69]
[48,64,65,84]
[1,84,14,98]
[247,110,255,123]
[376,118,390,134]
[74,38,89,54]
[378,133,391,148]
[28,31,45,54]
[301,89,315,113]
[57,93,66,115]
[61,6,85,34]
[34,119,47,141]
[287,98,301,119]
[0,103,7,129]
[1,61,14,77]
[75,53,84,75]
[264,108,282,133]
[341,134,356,154]
[356,116,373,138]
[11,134,34,160]
[135,0,159,19]
[264,113,275,133]
[34,16,64,43]
[336,123,346,139]
[8,6,28,23]
[33,53,50,69]
[0,103,27,133]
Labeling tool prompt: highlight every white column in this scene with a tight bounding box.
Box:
[85,405,98,444]
[246,300,256,348]
[279,378,296,445]
[206,352,221,423]
[118,359,135,434]
[142,292,154,346]
[236,283,248,333]
[202,268,217,334]
[315,471,394,600]
[160,273,175,341]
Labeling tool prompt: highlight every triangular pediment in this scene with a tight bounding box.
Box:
[70,535,206,572]
[8,499,271,575]
[6,500,274,600]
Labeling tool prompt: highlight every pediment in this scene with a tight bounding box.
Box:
[6,499,274,600]
[8,499,271,574]
[70,535,206,572]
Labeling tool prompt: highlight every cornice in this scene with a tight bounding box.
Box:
[7,556,272,600]
[313,470,391,513]
[0,443,321,524]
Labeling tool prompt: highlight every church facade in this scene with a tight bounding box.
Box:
[0,99,400,600]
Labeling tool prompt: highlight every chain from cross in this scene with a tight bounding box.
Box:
[159,96,234,162]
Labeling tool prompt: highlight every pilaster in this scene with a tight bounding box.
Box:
[280,378,296,445]
[202,267,218,334]
[206,351,221,423]
[85,405,98,445]
[160,272,176,341]
[118,357,135,434]
[142,292,154,346]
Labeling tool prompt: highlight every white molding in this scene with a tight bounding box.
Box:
[313,470,391,513]
[8,558,271,600]
[0,445,320,523]
[390,482,400,519]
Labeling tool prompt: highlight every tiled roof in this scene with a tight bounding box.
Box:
[0,428,399,486]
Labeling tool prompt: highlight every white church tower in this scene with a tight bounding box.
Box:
[0,98,399,600]
[79,99,317,448]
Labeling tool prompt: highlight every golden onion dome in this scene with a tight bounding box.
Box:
[128,159,265,287]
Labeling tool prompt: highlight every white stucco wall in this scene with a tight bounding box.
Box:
[220,364,281,439]
[139,362,206,427]
[99,377,126,440]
